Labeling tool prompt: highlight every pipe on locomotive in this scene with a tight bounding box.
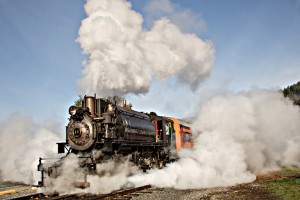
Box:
[83,94,105,117]
[82,95,128,117]
[84,95,96,117]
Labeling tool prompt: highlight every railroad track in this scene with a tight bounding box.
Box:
[11,193,45,200]
[0,182,27,191]
[10,185,152,200]
[0,181,39,199]
[95,185,152,200]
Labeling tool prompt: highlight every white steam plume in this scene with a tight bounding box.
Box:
[143,0,206,33]
[45,154,138,195]
[129,90,300,188]
[77,0,215,96]
[44,154,87,194]
[85,158,138,194]
[0,113,62,184]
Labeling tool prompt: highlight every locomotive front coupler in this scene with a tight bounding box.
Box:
[37,157,45,187]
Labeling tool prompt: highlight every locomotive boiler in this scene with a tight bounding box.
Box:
[66,95,156,152]
[38,95,193,187]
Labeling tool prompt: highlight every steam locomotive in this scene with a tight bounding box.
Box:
[38,95,193,186]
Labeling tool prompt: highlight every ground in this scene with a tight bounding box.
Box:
[132,168,300,200]
[0,168,299,199]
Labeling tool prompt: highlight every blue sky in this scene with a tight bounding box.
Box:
[1,0,300,124]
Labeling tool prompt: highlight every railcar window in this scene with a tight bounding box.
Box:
[183,133,190,142]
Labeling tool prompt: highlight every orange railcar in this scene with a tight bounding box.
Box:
[167,117,193,152]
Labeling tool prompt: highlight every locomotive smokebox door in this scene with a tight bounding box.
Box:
[57,142,66,153]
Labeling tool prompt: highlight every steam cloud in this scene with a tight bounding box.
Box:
[129,90,300,188]
[143,0,207,33]
[77,0,215,96]
[0,113,62,184]
[45,154,138,195]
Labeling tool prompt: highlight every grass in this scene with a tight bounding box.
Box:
[268,177,300,200]
[282,167,300,172]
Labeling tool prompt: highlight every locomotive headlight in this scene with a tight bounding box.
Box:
[69,106,77,116]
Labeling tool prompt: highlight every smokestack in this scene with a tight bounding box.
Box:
[84,96,96,116]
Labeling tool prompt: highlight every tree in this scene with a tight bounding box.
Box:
[74,95,83,107]
[283,81,300,106]
[126,102,133,109]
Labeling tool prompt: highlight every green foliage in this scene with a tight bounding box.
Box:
[74,95,83,107]
[126,102,133,109]
[294,99,300,106]
[268,178,300,200]
[282,167,300,172]
[283,81,300,106]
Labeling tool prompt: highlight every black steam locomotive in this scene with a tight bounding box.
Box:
[38,95,180,186]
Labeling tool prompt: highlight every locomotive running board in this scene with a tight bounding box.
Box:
[113,140,163,146]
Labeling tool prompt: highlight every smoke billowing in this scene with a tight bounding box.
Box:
[143,0,207,33]
[129,90,300,188]
[0,113,62,184]
[77,0,215,96]
[44,154,138,195]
